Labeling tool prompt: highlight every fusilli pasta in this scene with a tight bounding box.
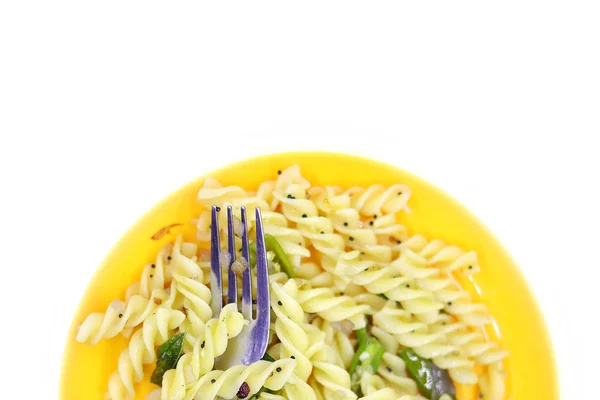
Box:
[76,165,509,400]
[160,303,246,399]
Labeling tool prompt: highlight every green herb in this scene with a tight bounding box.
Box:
[354,327,368,344]
[398,348,456,400]
[249,234,295,278]
[349,328,385,394]
[150,333,185,386]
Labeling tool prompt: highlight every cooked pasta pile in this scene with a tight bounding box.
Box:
[76,165,508,400]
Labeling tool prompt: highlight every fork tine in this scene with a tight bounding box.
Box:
[226,206,237,304]
[209,206,223,315]
[255,207,271,328]
[240,206,252,320]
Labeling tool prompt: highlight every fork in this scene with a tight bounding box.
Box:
[210,205,270,368]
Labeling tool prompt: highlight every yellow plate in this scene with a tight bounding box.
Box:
[60,152,557,400]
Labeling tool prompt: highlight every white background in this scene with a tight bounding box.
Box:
[1,1,598,398]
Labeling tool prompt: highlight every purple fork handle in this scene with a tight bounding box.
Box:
[254,208,269,323]
[209,205,223,315]
[240,207,253,319]
[247,207,270,362]
[226,206,237,304]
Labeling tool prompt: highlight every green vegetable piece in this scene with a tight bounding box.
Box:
[262,352,276,362]
[349,328,385,394]
[150,333,185,386]
[398,348,456,400]
[354,327,368,344]
[249,234,295,278]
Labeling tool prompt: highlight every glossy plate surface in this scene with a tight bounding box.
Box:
[60,152,558,399]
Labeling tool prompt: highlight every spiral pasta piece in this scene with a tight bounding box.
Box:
[295,281,369,329]
[429,315,509,366]
[269,279,316,380]
[311,317,356,370]
[342,250,442,323]
[361,393,425,400]
[273,165,311,200]
[77,287,171,346]
[107,306,186,400]
[262,209,311,266]
[479,361,506,400]
[307,376,327,400]
[267,275,330,400]
[274,192,343,265]
[373,302,428,340]
[254,179,277,207]
[273,175,351,273]
[347,183,411,216]
[400,234,480,276]
[371,326,399,354]
[308,186,350,214]
[416,315,478,384]
[309,186,408,260]
[359,372,393,398]
[196,177,249,206]
[369,213,408,238]
[183,359,296,400]
[167,238,212,340]
[160,304,246,399]
[360,388,399,400]
[77,252,175,345]
[171,272,213,348]
[373,303,477,385]
[311,360,357,400]
[195,177,270,242]
[327,207,397,263]
[299,320,356,399]
[443,291,492,328]
[357,371,423,400]
[258,393,287,400]
[263,348,320,400]
[125,243,172,299]
[385,251,445,322]
[296,262,335,288]
[78,237,198,345]
[410,265,493,328]
[376,353,419,395]
[167,236,205,280]
[281,375,318,400]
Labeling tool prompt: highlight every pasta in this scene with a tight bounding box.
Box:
[269,279,316,380]
[108,306,186,399]
[311,360,356,399]
[160,304,246,399]
[296,283,370,329]
[377,353,419,395]
[75,165,509,400]
[478,362,506,400]
[172,273,213,349]
[311,317,356,370]
[184,359,296,399]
